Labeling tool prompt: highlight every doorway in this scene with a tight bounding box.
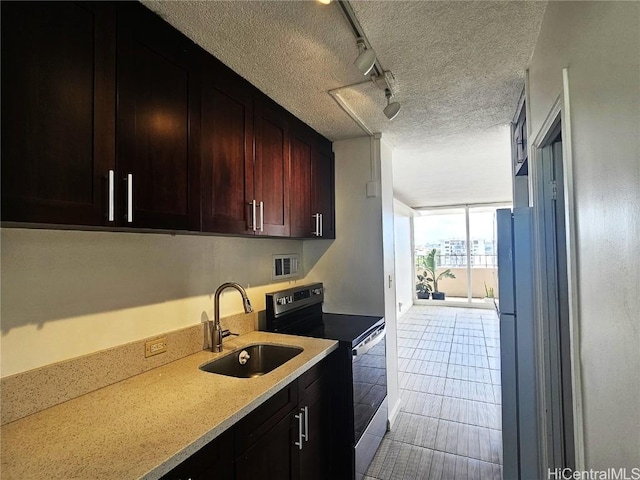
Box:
[536,121,576,470]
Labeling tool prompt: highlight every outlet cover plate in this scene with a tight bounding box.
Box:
[145,337,167,357]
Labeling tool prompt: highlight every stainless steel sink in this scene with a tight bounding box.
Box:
[199,344,303,378]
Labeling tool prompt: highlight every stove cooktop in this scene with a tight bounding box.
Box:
[305,313,384,347]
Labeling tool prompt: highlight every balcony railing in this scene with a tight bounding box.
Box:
[415,253,499,298]
[415,253,498,268]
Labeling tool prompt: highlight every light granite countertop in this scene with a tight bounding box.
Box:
[0,331,338,480]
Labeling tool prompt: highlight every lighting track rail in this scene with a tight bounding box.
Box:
[330,0,401,127]
[336,1,383,79]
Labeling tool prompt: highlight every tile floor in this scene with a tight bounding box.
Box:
[365,305,503,480]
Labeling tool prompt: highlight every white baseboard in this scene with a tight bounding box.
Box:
[387,397,402,430]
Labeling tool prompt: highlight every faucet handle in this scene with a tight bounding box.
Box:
[221,329,239,339]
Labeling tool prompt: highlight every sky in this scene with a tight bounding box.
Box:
[414,207,510,247]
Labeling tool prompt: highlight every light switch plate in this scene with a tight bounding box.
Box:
[366,181,379,197]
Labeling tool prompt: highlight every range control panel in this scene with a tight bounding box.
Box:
[266,283,324,318]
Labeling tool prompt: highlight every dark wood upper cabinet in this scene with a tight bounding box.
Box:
[290,134,313,238]
[1,2,116,226]
[253,99,290,237]
[116,3,201,230]
[202,65,292,237]
[201,58,254,234]
[2,1,333,239]
[290,122,335,239]
[311,147,336,239]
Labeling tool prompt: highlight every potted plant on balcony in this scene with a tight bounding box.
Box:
[416,272,432,299]
[415,255,433,299]
[424,248,456,300]
[484,282,495,303]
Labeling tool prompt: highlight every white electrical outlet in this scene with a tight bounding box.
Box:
[145,337,167,357]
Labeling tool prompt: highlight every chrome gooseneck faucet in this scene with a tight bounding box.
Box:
[211,282,253,352]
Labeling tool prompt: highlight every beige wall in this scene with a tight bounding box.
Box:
[0,228,304,376]
[393,200,415,317]
[528,1,640,468]
[303,137,385,316]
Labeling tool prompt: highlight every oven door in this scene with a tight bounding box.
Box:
[352,324,387,480]
[352,324,387,443]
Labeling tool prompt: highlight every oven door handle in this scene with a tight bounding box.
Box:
[352,326,386,357]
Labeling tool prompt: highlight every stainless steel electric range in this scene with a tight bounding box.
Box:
[264,283,387,480]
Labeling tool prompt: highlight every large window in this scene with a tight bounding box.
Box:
[414,204,510,304]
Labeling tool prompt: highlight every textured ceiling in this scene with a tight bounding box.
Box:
[143,0,546,208]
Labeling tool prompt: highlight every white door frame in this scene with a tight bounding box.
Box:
[528,67,585,471]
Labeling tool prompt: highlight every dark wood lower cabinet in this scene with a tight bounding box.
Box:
[236,412,300,480]
[298,354,338,480]
[160,429,233,480]
[161,352,342,480]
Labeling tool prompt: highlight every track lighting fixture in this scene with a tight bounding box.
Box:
[383,88,401,120]
[354,37,376,76]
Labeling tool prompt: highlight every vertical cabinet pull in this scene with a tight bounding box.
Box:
[312,213,323,237]
[294,410,304,450]
[259,201,264,232]
[126,173,133,223]
[303,405,309,442]
[107,170,115,222]
[294,406,309,450]
[251,200,257,232]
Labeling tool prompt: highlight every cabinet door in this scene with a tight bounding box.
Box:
[116,4,200,231]
[298,352,342,479]
[311,148,336,239]
[160,429,233,480]
[235,382,299,480]
[235,412,299,480]
[201,59,254,234]
[289,133,313,238]
[290,122,334,239]
[253,99,290,236]
[298,375,334,479]
[1,2,115,226]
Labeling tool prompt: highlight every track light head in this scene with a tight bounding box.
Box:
[383,89,401,120]
[354,37,376,76]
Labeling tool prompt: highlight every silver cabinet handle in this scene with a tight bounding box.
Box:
[303,405,309,442]
[251,200,257,232]
[259,201,264,232]
[126,173,133,223]
[294,410,304,450]
[319,213,323,237]
[108,170,115,222]
[312,213,320,236]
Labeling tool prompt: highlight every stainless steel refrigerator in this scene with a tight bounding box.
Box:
[497,207,540,480]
